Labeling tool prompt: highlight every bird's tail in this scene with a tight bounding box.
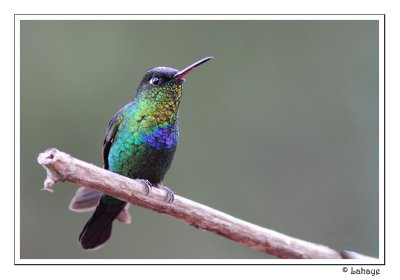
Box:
[78,196,127,250]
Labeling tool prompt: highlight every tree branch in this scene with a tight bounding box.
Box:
[37,148,375,259]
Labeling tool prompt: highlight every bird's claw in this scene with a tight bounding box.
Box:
[137,179,152,195]
[136,180,174,203]
[156,184,175,203]
[165,189,175,204]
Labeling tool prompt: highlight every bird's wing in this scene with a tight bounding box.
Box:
[100,108,132,223]
[102,109,122,170]
[69,186,131,224]
[69,107,122,213]
[69,186,102,212]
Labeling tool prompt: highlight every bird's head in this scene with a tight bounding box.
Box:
[135,57,213,105]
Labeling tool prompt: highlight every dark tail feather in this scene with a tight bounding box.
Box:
[79,198,126,250]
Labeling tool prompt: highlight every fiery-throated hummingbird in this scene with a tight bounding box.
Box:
[69,57,213,250]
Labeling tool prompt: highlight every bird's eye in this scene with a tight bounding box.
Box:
[150,77,162,86]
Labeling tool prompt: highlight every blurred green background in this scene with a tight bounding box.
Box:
[20,20,379,259]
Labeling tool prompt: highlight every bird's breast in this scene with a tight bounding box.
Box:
[107,118,179,180]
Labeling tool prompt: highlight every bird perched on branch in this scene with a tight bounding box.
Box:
[69,57,213,249]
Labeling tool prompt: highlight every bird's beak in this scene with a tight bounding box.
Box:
[173,57,213,80]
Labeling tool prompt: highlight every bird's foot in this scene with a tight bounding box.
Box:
[136,179,152,195]
[155,183,175,203]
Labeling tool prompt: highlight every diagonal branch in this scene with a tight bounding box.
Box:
[37,148,374,259]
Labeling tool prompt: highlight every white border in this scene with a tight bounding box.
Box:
[15,14,383,20]
[14,14,385,265]
[15,16,21,265]
[378,15,385,262]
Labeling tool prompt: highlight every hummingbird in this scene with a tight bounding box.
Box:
[68,57,213,250]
